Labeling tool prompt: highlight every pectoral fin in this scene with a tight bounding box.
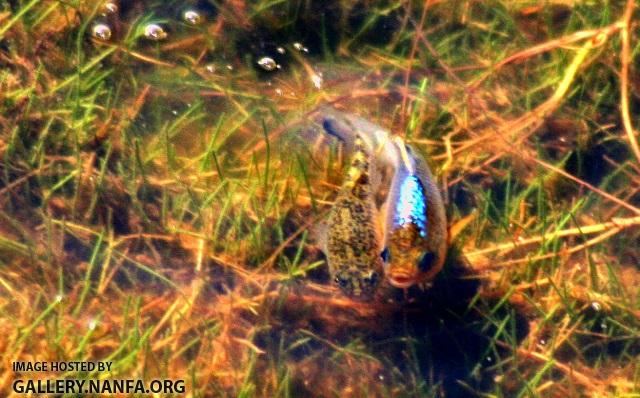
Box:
[379,199,390,248]
[310,220,329,254]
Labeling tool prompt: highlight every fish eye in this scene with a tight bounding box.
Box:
[380,248,390,262]
[322,118,345,142]
[334,274,349,288]
[404,144,413,155]
[418,252,436,272]
[362,271,379,286]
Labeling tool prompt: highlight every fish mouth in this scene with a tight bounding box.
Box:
[388,271,417,288]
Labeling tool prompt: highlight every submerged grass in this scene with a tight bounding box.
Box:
[1,0,640,397]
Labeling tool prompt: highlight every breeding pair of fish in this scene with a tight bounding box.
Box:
[313,109,447,297]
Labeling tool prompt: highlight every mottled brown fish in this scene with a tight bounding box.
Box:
[317,133,384,297]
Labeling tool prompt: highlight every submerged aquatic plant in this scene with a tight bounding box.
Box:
[0,0,639,397]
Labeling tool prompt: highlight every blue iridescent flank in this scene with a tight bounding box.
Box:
[393,174,428,237]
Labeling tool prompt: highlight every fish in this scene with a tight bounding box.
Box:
[317,131,384,297]
[315,108,447,289]
[381,138,447,288]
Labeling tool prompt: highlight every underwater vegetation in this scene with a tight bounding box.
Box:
[1,0,640,397]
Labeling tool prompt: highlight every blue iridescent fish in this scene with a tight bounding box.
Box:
[381,138,447,287]
[315,108,447,288]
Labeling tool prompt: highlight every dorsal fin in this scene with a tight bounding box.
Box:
[343,134,370,190]
[393,136,416,175]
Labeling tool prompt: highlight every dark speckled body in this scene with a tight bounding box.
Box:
[323,135,383,297]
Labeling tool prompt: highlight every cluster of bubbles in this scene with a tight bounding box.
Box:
[90,1,204,42]
[254,42,308,72]
[88,1,319,90]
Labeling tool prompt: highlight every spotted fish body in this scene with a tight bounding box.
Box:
[322,134,383,297]
[315,109,447,289]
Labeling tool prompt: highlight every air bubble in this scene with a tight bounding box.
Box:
[102,1,118,14]
[183,9,202,25]
[205,64,216,73]
[144,23,167,41]
[257,56,277,71]
[92,23,112,41]
[276,47,286,54]
[293,42,309,53]
[591,301,602,312]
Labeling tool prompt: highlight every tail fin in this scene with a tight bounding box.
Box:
[316,108,401,169]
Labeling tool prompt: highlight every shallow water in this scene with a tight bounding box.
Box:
[1,1,640,397]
